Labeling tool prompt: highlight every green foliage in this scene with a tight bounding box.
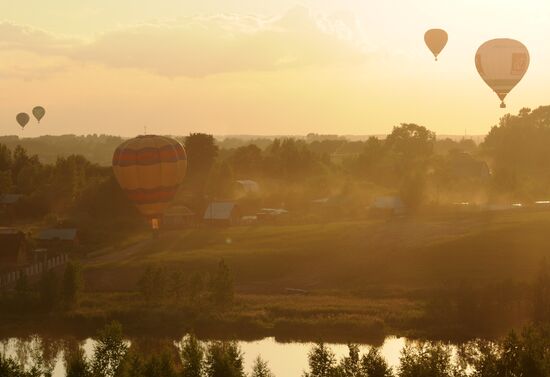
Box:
[482,106,550,198]
[251,356,275,377]
[0,355,41,377]
[361,348,394,377]
[117,351,178,377]
[179,334,204,377]
[336,344,362,377]
[138,265,169,302]
[62,262,84,309]
[0,169,14,195]
[91,321,129,377]
[138,265,211,305]
[209,259,234,308]
[204,341,245,377]
[398,342,462,377]
[184,133,219,196]
[39,270,61,312]
[206,161,234,200]
[303,343,337,377]
[65,348,91,377]
[533,259,550,323]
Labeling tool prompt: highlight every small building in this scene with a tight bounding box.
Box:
[256,208,290,223]
[235,180,260,196]
[0,228,29,273]
[0,194,23,207]
[204,202,241,226]
[35,228,79,252]
[369,196,406,217]
[448,152,491,181]
[163,205,196,229]
[0,194,23,224]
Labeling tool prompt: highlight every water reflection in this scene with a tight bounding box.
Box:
[1,336,407,377]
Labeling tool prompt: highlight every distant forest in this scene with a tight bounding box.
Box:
[2,106,550,245]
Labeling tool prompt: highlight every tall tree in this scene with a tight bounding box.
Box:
[91,321,129,377]
[533,259,550,323]
[180,335,204,377]
[184,134,219,196]
[205,341,245,377]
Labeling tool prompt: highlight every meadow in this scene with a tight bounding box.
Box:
[15,208,538,343]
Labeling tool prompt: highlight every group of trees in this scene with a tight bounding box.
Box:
[4,105,550,236]
[0,142,141,246]
[1,262,83,314]
[1,322,549,377]
[138,260,234,308]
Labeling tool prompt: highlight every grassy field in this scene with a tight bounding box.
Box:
[85,209,550,292]
[62,209,549,342]
[3,209,548,343]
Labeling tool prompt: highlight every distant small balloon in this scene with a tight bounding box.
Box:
[16,113,30,129]
[424,29,448,61]
[32,106,46,123]
[475,39,530,108]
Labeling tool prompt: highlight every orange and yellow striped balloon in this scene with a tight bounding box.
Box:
[112,135,187,220]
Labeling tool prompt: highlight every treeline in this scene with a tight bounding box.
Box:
[138,260,234,308]
[1,321,549,377]
[0,142,142,247]
[0,262,84,315]
[0,135,126,166]
[4,106,550,236]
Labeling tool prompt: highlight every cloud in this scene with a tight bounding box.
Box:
[0,7,368,77]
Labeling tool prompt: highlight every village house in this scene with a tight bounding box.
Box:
[204,202,241,226]
[369,196,406,217]
[0,227,29,274]
[35,228,79,252]
[163,205,196,229]
[0,194,23,224]
[234,180,260,197]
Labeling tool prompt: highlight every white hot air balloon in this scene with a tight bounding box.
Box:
[475,39,530,108]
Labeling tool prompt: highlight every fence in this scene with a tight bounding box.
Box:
[0,253,69,289]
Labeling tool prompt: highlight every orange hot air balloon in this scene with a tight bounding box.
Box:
[475,39,530,108]
[424,29,448,61]
[16,113,30,129]
[112,135,187,228]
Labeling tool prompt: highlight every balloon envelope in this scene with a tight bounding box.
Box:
[112,135,187,220]
[32,106,46,122]
[424,29,448,61]
[475,39,529,108]
[16,113,30,129]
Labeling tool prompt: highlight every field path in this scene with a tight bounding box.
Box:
[85,238,154,267]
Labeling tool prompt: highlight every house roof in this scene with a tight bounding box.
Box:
[257,208,289,216]
[36,228,78,241]
[164,205,194,216]
[204,202,237,220]
[371,196,405,209]
[0,194,23,205]
[0,228,25,266]
[235,180,260,194]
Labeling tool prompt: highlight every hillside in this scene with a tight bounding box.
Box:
[86,209,550,293]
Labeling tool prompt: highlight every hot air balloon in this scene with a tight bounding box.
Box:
[475,39,530,108]
[32,106,46,123]
[424,29,448,61]
[16,113,30,129]
[112,135,187,230]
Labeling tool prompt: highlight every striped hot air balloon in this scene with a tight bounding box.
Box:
[112,135,187,228]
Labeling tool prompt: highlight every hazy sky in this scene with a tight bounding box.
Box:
[1,0,549,137]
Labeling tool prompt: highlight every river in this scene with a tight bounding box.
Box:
[1,336,408,377]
